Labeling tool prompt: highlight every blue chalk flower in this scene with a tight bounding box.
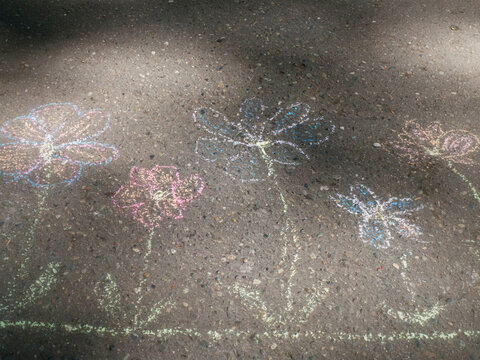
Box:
[193,98,334,181]
[332,184,423,249]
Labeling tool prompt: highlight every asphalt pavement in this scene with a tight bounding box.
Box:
[0,0,479,358]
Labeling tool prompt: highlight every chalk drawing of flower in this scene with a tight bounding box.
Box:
[0,103,119,187]
[113,165,204,228]
[393,120,479,165]
[194,98,335,181]
[332,184,423,249]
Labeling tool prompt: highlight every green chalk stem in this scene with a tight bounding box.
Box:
[447,160,480,207]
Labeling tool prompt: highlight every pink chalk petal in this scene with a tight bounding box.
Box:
[392,143,427,161]
[30,103,79,134]
[54,110,110,143]
[173,175,205,203]
[26,158,81,186]
[128,166,154,188]
[55,143,118,165]
[440,130,478,156]
[113,184,149,208]
[0,144,41,175]
[155,197,183,219]
[1,116,46,143]
[424,122,443,141]
[133,203,161,228]
[148,166,178,192]
[402,121,441,147]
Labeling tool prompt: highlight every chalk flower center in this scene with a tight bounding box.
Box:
[373,205,388,221]
[255,140,271,148]
[424,147,441,157]
[152,189,170,203]
[40,137,55,163]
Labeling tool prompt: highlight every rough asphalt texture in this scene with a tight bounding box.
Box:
[1,0,480,358]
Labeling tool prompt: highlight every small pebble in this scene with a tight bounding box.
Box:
[373,142,381,148]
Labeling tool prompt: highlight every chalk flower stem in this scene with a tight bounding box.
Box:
[0,184,58,314]
[112,165,204,328]
[257,144,304,313]
[446,160,480,206]
[393,120,480,207]
[133,227,156,327]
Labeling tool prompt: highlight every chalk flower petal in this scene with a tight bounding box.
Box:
[265,141,307,165]
[113,185,147,209]
[147,166,178,191]
[237,98,267,138]
[194,99,335,181]
[385,197,423,214]
[440,130,478,157]
[0,103,118,187]
[0,144,40,175]
[333,184,423,249]
[267,103,311,135]
[113,166,204,227]
[195,138,244,162]
[54,110,110,144]
[1,116,46,143]
[29,103,79,134]
[26,158,82,186]
[395,120,479,165]
[272,117,335,146]
[194,107,239,138]
[360,219,391,249]
[55,142,118,166]
[224,151,269,182]
[173,174,205,203]
[134,203,162,228]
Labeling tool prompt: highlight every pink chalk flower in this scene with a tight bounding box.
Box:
[113,166,204,227]
[393,121,479,165]
[0,103,119,187]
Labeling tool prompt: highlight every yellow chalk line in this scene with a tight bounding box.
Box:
[0,319,477,344]
[0,320,200,339]
[447,161,480,206]
[208,327,480,342]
